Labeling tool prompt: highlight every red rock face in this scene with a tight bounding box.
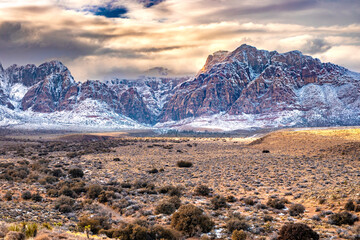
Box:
[21,61,76,112]
[160,44,358,122]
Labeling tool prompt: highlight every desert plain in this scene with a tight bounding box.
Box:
[0,127,359,239]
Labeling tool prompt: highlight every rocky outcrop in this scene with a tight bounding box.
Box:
[21,61,77,112]
[160,44,360,123]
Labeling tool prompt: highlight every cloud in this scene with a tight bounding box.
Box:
[0,0,359,80]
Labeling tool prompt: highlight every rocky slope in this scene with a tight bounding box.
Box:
[160,44,360,128]
[0,44,359,130]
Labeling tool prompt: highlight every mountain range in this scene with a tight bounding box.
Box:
[0,44,359,131]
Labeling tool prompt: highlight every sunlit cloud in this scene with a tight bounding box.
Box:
[0,0,359,81]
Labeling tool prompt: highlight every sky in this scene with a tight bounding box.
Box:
[0,0,359,81]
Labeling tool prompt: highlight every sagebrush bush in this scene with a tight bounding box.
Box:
[232,230,247,240]
[77,215,111,234]
[278,223,319,240]
[226,218,250,233]
[194,185,210,196]
[266,198,288,209]
[345,200,355,211]
[176,161,193,168]
[21,191,32,200]
[68,168,84,178]
[4,231,25,240]
[155,201,176,215]
[289,203,305,216]
[171,204,214,236]
[329,211,359,226]
[4,191,12,201]
[211,195,228,210]
[87,184,103,199]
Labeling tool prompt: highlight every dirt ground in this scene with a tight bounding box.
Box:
[0,127,359,239]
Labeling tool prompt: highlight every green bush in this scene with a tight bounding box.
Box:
[278,223,319,240]
[171,204,214,237]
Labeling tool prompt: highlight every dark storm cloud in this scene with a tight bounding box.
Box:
[0,22,32,42]
[303,38,332,54]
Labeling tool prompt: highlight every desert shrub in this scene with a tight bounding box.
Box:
[232,230,247,240]
[152,225,181,240]
[289,204,305,216]
[194,185,210,196]
[21,191,32,200]
[318,198,326,204]
[46,189,58,197]
[4,191,12,201]
[176,161,193,168]
[31,192,43,202]
[77,215,111,234]
[355,205,360,212]
[226,218,250,233]
[159,185,182,197]
[87,184,103,199]
[98,191,109,203]
[54,196,75,213]
[171,204,214,236]
[59,186,76,198]
[68,168,84,178]
[278,223,319,240]
[34,234,50,240]
[263,215,273,222]
[23,223,38,238]
[211,195,228,210]
[148,168,159,174]
[155,201,176,215]
[113,158,121,162]
[262,150,270,153]
[168,196,181,209]
[329,211,359,226]
[227,195,237,202]
[345,200,355,211]
[4,231,25,240]
[120,182,132,188]
[101,223,181,240]
[51,169,64,177]
[243,197,255,206]
[266,198,288,209]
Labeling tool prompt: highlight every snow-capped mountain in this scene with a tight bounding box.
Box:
[159,44,360,129]
[0,44,359,131]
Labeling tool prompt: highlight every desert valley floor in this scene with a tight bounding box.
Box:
[0,128,359,239]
